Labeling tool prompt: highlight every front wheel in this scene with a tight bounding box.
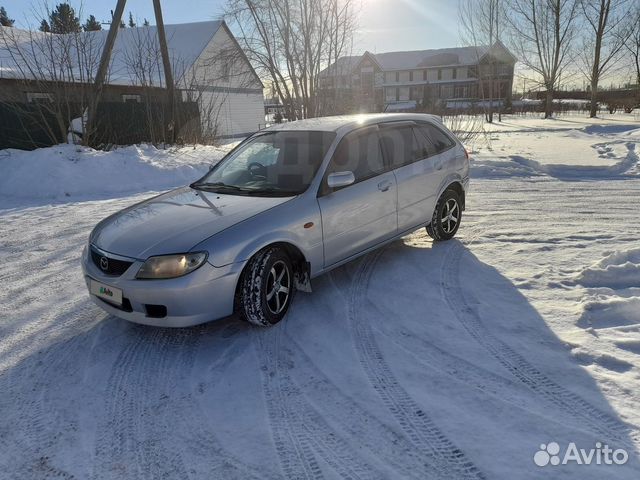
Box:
[237,247,295,327]
[426,189,462,241]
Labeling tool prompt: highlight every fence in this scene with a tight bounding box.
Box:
[0,101,200,151]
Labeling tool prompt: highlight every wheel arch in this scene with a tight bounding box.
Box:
[439,179,465,210]
[234,241,312,311]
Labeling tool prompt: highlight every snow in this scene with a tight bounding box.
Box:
[0,143,232,208]
[1,113,640,478]
[0,21,222,87]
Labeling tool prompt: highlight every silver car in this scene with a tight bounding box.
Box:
[81,113,470,327]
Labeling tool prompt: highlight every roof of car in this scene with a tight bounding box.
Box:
[265,113,443,134]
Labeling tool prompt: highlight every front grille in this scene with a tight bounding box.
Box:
[90,247,134,276]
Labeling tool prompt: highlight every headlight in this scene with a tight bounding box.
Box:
[136,252,208,279]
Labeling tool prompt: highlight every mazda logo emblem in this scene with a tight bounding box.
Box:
[100,256,109,271]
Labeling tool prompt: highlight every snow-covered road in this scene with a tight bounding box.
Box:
[1,116,640,479]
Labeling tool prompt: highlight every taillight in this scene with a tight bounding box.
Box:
[463,147,469,160]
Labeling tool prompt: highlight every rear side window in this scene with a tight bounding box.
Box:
[418,123,455,154]
[379,125,436,169]
[327,126,385,183]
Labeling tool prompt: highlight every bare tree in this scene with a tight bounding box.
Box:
[459,0,505,123]
[579,0,629,117]
[619,4,640,87]
[224,0,356,120]
[508,0,579,118]
[0,21,103,145]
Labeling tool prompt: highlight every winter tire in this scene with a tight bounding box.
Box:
[426,189,462,241]
[237,247,295,327]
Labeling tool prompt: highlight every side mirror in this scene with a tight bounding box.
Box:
[327,171,355,189]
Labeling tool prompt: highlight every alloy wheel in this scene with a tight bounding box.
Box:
[441,198,459,234]
[266,260,291,315]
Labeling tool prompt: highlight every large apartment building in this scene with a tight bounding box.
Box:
[319,42,516,113]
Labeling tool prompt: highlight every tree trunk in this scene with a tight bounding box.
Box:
[545,90,553,118]
[589,78,599,118]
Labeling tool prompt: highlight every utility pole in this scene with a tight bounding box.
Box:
[153,0,175,143]
[85,0,175,146]
[86,0,127,145]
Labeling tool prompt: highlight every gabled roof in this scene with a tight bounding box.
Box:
[318,55,360,77]
[320,42,516,76]
[0,21,224,87]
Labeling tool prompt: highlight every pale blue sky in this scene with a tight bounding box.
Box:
[3,0,462,53]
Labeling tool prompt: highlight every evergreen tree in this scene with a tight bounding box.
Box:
[0,6,14,27]
[49,3,81,33]
[128,12,136,28]
[39,19,51,32]
[83,14,102,31]
[143,18,150,27]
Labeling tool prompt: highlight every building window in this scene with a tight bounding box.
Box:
[423,70,428,81]
[395,71,400,82]
[396,87,400,101]
[497,64,511,76]
[26,92,53,103]
[468,66,478,78]
[452,68,457,80]
[454,85,466,98]
[409,71,414,82]
[437,69,442,81]
[122,94,142,103]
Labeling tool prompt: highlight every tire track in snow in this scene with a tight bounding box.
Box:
[94,325,275,480]
[285,332,456,480]
[254,327,381,479]
[348,247,486,480]
[254,328,325,480]
[441,241,640,449]
[92,328,191,479]
[168,327,282,480]
[0,333,85,479]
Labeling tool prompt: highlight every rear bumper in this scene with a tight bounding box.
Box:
[81,246,244,327]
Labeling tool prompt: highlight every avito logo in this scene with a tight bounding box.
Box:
[534,442,628,467]
[99,286,114,297]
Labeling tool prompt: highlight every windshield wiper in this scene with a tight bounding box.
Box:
[243,187,300,197]
[190,182,248,193]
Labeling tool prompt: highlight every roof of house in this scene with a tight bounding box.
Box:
[320,42,516,76]
[0,21,223,87]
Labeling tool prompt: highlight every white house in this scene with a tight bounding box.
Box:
[0,20,264,141]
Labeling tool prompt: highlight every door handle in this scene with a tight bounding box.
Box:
[378,180,392,192]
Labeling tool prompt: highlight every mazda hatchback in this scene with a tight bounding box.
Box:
[82,113,470,327]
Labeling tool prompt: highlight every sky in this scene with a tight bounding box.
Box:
[2,0,463,53]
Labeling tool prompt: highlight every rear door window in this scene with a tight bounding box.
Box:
[379,124,436,169]
[418,123,455,154]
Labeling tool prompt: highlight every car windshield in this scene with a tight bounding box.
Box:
[192,131,336,197]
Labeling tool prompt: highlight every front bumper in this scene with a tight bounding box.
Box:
[81,246,244,327]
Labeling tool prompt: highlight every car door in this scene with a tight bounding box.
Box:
[418,121,460,176]
[317,125,398,268]
[379,122,441,232]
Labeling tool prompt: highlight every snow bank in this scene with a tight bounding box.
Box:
[0,143,232,206]
[576,248,640,289]
[578,296,640,329]
[471,140,638,179]
[575,248,640,330]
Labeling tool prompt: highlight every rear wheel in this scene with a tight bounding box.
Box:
[426,189,462,241]
[237,247,295,327]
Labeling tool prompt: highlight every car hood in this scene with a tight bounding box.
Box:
[91,187,294,259]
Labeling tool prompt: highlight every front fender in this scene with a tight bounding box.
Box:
[193,195,324,271]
